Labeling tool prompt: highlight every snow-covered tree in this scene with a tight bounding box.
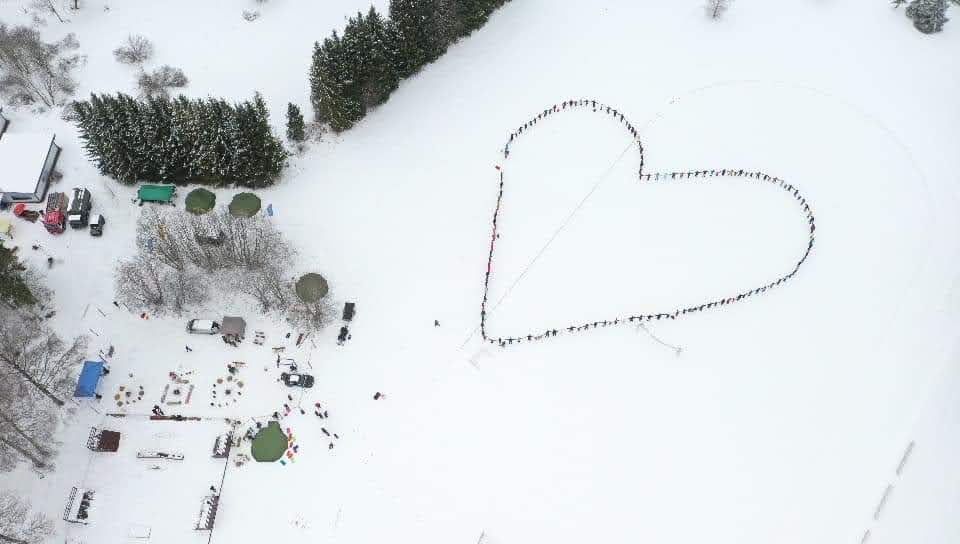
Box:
[74,92,288,186]
[705,0,731,19]
[113,34,154,65]
[310,32,364,131]
[0,314,88,408]
[308,0,509,131]
[350,7,400,108]
[0,24,82,107]
[0,243,35,308]
[0,387,59,471]
[137,65,188,99]
[906,0,949,32]
[0,492,54,543]
[286,103,305,142]
[117,207,295,316]
[390,0,446,77]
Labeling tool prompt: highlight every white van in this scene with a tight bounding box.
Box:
[186,319,220,334]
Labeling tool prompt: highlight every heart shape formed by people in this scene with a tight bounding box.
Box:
[479,99,816,347]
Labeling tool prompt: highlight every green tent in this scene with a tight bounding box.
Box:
[185,188,216,214]
[138,184,176,203]
[295,273,329,303]
[228,192,261,217]
[251,421,287,462]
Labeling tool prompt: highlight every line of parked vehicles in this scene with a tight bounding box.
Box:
[15,187,105,236]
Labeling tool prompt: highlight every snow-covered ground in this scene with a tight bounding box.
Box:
[1,0,959,543]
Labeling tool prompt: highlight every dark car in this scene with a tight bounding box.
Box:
[280,372,314,388]
[67,187,92,228]
[89,214,105,236]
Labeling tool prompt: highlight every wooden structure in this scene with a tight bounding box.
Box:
[63,486,94,524]
[195,494,220,531]
[212,432,233,459]
[85,427,121,452]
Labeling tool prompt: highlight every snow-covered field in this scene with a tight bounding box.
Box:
[1,0,959,543]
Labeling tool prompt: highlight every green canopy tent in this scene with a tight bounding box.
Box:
[295,273,328,303]
[250,421,287,462]
[228,192,261,218]
[185,188,216,214]
[138,184,176,204]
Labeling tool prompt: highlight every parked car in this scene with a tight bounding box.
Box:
[89,214,105,236]
[186,319,220,334]
[280,372,314,388]
[67,187,92,228]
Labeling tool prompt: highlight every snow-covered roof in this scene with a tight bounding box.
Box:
[0,133,54,194]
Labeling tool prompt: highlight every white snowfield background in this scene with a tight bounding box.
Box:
[1,0,959,543]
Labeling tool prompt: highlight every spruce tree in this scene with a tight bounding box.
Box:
[310,34,364,132]
[0,241,34,308]
[389,0,446,78]
[74,92,287,186]
[286,103,306,142]
[358,7,400,107]
[906,0,949,33]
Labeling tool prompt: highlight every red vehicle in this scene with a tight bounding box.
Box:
[43,192,68,234]
[13,203,40,222]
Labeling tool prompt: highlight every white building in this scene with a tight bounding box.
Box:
[0,132,62,204]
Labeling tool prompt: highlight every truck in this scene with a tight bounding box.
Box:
[67,187,92,228]
[43,192,68,234]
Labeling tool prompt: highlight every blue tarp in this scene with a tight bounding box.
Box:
[74,360,104,398]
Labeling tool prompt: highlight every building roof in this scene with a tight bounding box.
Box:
[98,430,122,452]
[0,133,54,194]
[221,316,246,336]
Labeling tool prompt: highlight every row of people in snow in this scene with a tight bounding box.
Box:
[479,103,816,347]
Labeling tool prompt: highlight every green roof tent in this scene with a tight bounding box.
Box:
[138,184,176,203]
[251,421,287,462]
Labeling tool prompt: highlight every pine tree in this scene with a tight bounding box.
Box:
[0,242,34,308]
[440,0,499,41]
[309,34,364,132]
[73,92,287,187]
[389,0,447,78]
[286,103,306,142]
[906,0,949,33]
[357,7,400,107]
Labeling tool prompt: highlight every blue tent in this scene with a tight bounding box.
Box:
[74,360,104,398]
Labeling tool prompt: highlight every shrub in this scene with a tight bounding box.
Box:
[137,65,188,99]
[113,34,154,64]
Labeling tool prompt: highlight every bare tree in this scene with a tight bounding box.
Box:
[705,0,731,19]
[115,254,169,311]
[0,493,54,543]
[113,34,154,65]
[0,313,86,407]
[0,362,59,472]
[137,65,188,99]
[136,207,187,271]
[0,402,57,471]
[30,0,68,23]
[118,207,309,323]
[0,24,82,107]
